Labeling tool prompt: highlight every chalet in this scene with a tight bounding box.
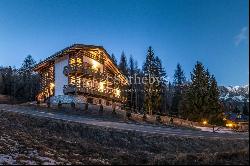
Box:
[33,44,128,107]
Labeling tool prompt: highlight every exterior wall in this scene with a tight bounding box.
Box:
[54,55,69,96]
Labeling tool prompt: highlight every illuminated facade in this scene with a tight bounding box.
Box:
[34,44,127,106]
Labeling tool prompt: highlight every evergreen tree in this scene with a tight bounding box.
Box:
[118,51,129,77]
[155,56,167,114]
[142,47,166,115]
[171,63,186,116]
[19,55,38,101]
[185,61,211,121]
[183,61,223,125]
[128,55,135,110]
[208,75,223,125]
[233,106,240,114]
[0,56,39,103]
[143,46,157,115]
[111,53,117,65]
[173,63,186,89]
[242,102,249,116]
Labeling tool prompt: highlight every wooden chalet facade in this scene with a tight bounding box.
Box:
[33,44,128,106]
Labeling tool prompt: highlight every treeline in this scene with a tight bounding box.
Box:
[0,55,39,102]
[113,46,244,125]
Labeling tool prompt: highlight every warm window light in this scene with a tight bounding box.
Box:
[92,60,98,69]
[99,82,105,92]
[77,58,82,64]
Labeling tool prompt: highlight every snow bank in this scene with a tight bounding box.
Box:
[50,95,85,104]
[194,126,234,133]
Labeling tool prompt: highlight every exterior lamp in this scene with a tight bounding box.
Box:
[202,120,208,125]
[226,123,233,128]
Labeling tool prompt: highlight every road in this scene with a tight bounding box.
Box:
[0,104,248,140]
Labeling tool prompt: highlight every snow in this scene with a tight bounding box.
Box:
[194,126,234,133]
[232,95,246,102]
[220,93,230,100]
[50,95,85,104]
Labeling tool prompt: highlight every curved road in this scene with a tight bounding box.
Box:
[0,104,248,140]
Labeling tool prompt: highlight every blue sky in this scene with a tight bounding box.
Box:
[0,0,248,86]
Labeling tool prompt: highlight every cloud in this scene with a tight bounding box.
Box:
[234,26,248,46]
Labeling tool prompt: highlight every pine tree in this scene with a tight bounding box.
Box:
[208,75,223,125]
[128,55,135,110]
[111,53,117,65]
[142,47,166,115]
[242,102,249,116]
[118,51,129,77]
[171,63,186,116]
[233,106,240,114]
[19,55,38,101]
[173,63,186,89]
[183,61,223,125]
[185,61,210,121]
[155,56,167,114]
[143,46,157,115]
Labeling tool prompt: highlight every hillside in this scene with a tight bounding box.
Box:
[0,107,249,165]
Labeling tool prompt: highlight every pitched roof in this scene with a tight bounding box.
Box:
[33,43,119,71]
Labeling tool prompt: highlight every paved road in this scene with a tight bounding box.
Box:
[0,104,248,140]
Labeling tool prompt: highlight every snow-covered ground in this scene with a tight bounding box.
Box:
[194,126,234,133]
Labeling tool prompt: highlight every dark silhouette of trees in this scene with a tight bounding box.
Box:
[143,46,167,115]
[181,61,223,125]
[242,102,249,116]
[0,55,39,103]
[118,51,129,77]
[170,63,186,116]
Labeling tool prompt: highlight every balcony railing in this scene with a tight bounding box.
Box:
[63,85,123,102]
[63,65,107,80]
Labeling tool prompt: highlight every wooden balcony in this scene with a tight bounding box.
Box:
[63,85,123,102]
[63,65,106,80]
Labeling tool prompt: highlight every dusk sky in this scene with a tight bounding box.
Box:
[0,0,248,86]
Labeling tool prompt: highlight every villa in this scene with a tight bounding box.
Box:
[33,44,128,108]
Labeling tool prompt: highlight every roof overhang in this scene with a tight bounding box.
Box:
[33,44,128,84]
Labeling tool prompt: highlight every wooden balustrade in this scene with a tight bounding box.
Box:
[63,85,122,102]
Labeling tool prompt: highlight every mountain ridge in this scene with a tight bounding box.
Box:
[219,85,249,103]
